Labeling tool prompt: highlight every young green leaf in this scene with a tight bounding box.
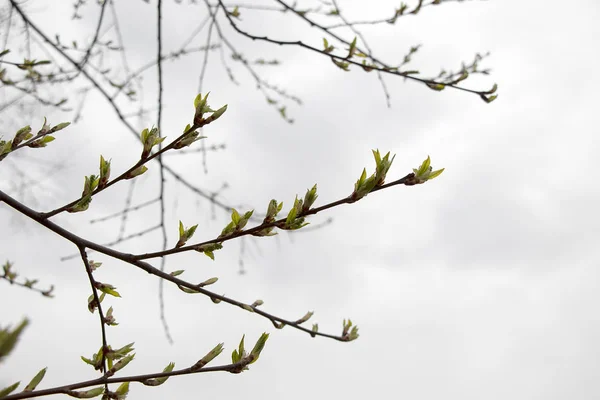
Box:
[0,382,20,397]
[140,127,165,159]
[106,354,135,377]
[115,382,129,399]
[410,156,444,184]
[125,165,148,179]
[332,59,350,71]
[480,93,498,103]
[49,121,70,133]
[231,335,246,364]
[0,318,28,360]
[192,343,224,371]
[323,38,334,53]
[95,282,121,298]
[28,135,55,148]
[248,333,269,364]
[415,155,431,177]
[142,362,175,386]
[195,243,223,260]
[198,277,218,287]
[12,125,32,148]
[98,156,111,189]
[231,209,241,225]
[373,149,395,186]
[110,343,135,360]
[295,311,314,325]
[426,82,445,91]
[265,199,283,222]
[203,104,228,125]
[66,387,104,398]
[67,196,92,213]
[176,221,198,248]
[302,184,318,212]
[347,36,357,58]
[105,306,118,326]
[173,128,205,149]
[24,367,47,391]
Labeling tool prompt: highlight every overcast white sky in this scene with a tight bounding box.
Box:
[2,0,600,399]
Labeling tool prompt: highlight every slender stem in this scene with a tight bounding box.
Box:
[134,174,413,260]
[39,123,199,219]
[1,359,251,400]
[217,0,487,96]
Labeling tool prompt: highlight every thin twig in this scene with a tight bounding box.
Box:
[135,173,413,260]
[2,183,389,341]
[78,246,110,396]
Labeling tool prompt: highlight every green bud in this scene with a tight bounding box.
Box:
[140,127,165,159]
[27,135,55,148]
[49,121,70,133]
[125,165,148,179]
[98,156,111,189]
[176,221,198,248]
[68,195,92,213]
[191,343,224,371]
[173,129,205,149]
[115,381,129,398]
[302,184,318,212]
[105,306,118,326]
[198,277,218,287]
[82,175,100,197]
[409,156,444,184]
[311,323,319,337]
[142,363,175,386]
[251,299,264,307]
[212,104,228,119]
[66,387,105,398]
[295,311,314,324]
[94,282,121,297]
[373,149,395,186]
[248,333,269,364]
[24,368,47,392]
[12,125,32,148]
[265,199,283,222]
[106,354,135,377]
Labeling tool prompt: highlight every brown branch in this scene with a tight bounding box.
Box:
[0,188,349,341]
[78,0,109,69]
[1,358,252,400]
[203,2,301,122]
[323,0,477,29]
[214,0,494,98]
[39,122,200,219]
[330,0,390,107]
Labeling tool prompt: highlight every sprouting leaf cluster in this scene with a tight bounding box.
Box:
[1,261,54,297]
[0,118,69,162]
[352,150,395,201]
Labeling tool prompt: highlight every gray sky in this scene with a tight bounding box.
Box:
[2,0,600,399]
